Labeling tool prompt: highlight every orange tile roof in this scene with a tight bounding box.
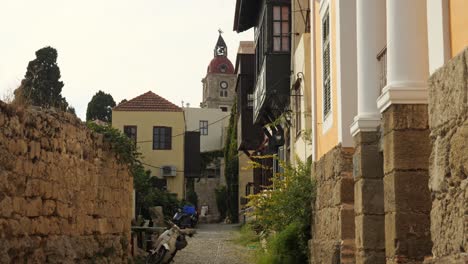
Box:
[113,91,182,112]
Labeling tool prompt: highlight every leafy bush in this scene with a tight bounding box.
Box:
[256,222,309,264]
[247,158,315,263]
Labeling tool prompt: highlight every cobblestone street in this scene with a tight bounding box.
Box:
[172,224,254,264]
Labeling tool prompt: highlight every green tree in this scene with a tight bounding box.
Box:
[19,46,68,109]
[86,90,116,122]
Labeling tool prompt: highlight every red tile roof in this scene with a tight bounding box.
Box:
[113,91,182,112]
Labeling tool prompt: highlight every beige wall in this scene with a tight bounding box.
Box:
[183,107,230,152]
[112,110,185,198]
[449,0,468,57]
[312,0,339,160]
[291,33,313,164]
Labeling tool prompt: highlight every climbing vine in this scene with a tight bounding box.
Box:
[224,99,239,222]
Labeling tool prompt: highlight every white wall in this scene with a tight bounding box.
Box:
[184,107,231,152]
[427,0,451,74]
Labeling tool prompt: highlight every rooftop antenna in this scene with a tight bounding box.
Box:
[181,100,184,108]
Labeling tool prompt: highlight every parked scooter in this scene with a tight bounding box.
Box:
[146,221,195,264]
[172,205,198,228]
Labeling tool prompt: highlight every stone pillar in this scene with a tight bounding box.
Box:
[351,1,386,263]
[378,1,432,263]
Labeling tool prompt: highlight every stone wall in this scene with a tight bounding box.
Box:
[0,102,133,263]
[311,145,355,263]
[426,48,468,263]
[195,177,221,223]
[381,104,432,263]
[353,131,385,264]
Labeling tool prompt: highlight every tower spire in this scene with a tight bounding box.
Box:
[214,29,227,57]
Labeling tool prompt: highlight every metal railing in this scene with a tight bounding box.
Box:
[376,46,387,93]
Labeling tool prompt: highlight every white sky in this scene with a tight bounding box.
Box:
[0,0,252,120]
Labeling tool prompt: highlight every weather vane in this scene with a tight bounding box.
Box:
[218,28,223,35]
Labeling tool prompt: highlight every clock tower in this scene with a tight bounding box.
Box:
[201,31,236,112]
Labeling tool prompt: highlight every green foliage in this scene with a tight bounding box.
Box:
[87,122,182,219]
[224,99,239,222]
[215,186,228,220]
[200,150,223,171]
[256,222,309,264]
[87,122,141,167]
[247,158,315,263]
[86,90,116,122]
[235,224,261,247]
[19,46,68,109]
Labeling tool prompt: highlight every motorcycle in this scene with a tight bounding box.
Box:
[172,206,198,228]
[146,221,196,264]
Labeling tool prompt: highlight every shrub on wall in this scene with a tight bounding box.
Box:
[246,158,315,263]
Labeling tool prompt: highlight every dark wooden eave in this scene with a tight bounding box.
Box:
[233,0,261,33]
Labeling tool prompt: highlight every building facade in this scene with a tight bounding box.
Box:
[112,91,185,198]
[234,0,467,263]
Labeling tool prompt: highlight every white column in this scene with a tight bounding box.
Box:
[350,0,386,137]
[377,0,429,113]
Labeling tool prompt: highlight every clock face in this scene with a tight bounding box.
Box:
[220,81,228,89]
[216,46,226,56]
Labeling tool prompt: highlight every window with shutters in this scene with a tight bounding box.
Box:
[153,126,172,150]
[322,10,331,118]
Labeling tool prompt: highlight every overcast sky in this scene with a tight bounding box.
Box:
[0,0,252,119]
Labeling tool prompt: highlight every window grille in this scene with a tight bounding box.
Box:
[377,46,387,93]
[153,126,172,150]
[199,120,208,135]
[247,93,254,108]
[272,6,290,52]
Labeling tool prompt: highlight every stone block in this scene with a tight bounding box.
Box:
[394,170,431,213]
[339,177,354,204]
[383,129,431,174]
[355,215,385,250]
[359,144,384,179]
[0,196,13,217]
[25,197,42,217]
[340,206,355,240]
[355,249,386,264]
[382,105,429,134]
[42,200,56,216]
[428,48,468,130]
[12,197,25,215]
[429,135,450,193]
[32,216,50,235]
[355,178,384,215]
[353,132,380,146]
[449,120,468,180]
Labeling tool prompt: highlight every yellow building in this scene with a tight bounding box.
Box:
[112,91,185,198]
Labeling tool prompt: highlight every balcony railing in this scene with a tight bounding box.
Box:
[376,46,387,93]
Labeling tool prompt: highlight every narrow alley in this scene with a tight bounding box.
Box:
[173,224,253,264]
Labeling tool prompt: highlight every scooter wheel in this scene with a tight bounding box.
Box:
[146,248,167,264]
